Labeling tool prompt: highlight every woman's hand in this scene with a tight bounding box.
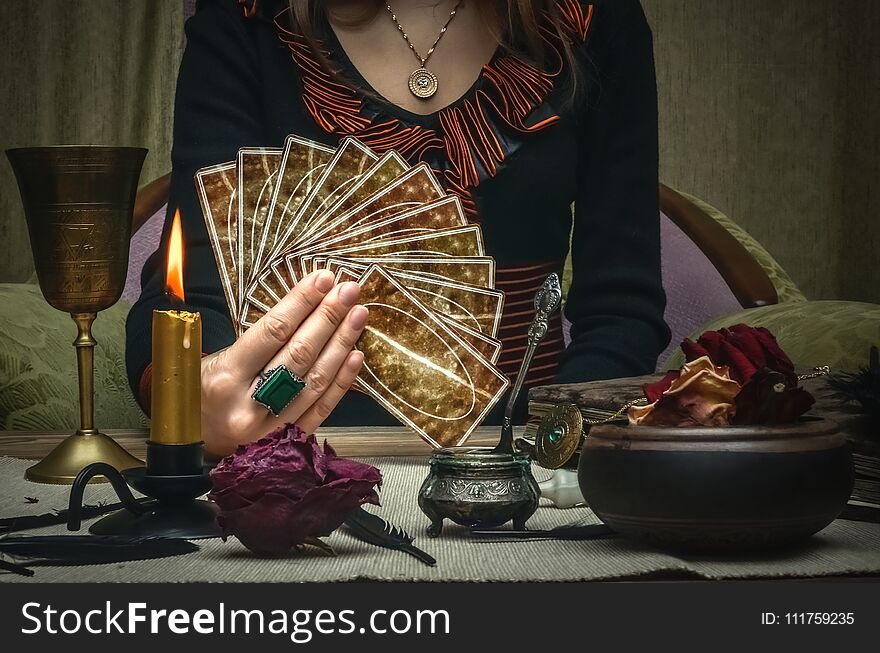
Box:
[200,270,368,457]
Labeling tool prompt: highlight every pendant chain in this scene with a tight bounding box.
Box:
[386,0,465,68]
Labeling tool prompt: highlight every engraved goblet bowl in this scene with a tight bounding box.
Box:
[6,146,148,483]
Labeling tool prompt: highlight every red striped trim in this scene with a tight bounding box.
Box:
[496,268,562,280]
[503,296,554,309]
[499,336,565,357]
[492,260,566,384]
[499,328,564,340]
[499,349,565,365]
[499,320,563,333]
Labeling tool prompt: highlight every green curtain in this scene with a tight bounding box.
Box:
[644,0,880,303]
[0,0,185,283]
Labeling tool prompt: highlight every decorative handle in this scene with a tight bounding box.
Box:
[495,274,563,453]
[528,273,563,346]
[66,463,147,531]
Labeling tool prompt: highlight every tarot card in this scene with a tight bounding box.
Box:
[287,137,378,249]
[376,269,504,336]
[353,265,510,448]
[439,320,502,364]
[237,147,282,299]
[265,161,447,292]
[296,163,446,250]
[195,161,239,328]
[291,225,486,280]
[328,225,484,257]
[291,195,467,259]
[335,268,501,363]
[269,255,296,292]
[243,196,464,326]
[238,268,289,330]
[294,149,410,245]
[256,135,335,280]
[244,233,493,329]
[323,255,497,289]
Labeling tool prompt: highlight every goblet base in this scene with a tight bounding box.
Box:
[25,430,144,485]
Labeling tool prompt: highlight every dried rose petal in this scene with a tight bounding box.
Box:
[681,324,796,387]
[733,368,815,425]
[749,327,797,385]
[723,324,768,369]
[209,424,382,555]
[629,357,741,427]
[643,370,680,403]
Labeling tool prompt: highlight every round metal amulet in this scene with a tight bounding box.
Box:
[534,404,584,469]
[408,67,439,99]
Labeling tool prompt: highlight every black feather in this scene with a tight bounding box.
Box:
[0,499,155,535]
[0,558,34,577]
[0,535,198,567]
[827,346,880,427]
[344,508,436,566]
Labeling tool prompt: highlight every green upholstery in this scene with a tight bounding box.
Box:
[0,283,148,431]
[663,301,880,372]
[658,194,876,374]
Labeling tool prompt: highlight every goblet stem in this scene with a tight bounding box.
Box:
[71,312,97,435]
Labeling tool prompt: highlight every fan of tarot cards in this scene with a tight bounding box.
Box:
[196,135,510,448]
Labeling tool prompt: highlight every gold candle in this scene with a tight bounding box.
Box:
[150,210,202,445]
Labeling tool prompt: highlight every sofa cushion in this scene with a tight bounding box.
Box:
[663,300,880,373]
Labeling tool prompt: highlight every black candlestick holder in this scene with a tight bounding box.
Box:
[66,441,221,540]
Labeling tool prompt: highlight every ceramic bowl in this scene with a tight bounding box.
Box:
[577,417,853,552]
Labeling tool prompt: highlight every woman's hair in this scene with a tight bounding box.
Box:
[280,0,583,104]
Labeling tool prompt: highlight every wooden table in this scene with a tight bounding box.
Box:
[0,426,507,460]
[1,427,877,582]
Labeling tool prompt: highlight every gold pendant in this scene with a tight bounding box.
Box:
[408,67,438,99]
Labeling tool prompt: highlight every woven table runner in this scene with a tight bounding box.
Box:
[1,456,879,582]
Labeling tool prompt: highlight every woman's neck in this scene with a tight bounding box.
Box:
[326,0,499,116]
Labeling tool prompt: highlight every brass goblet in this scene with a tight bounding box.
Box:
[6,146,147,484]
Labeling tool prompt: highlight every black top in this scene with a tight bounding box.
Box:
[126,0,670,425]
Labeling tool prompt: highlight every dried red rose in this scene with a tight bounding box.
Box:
[732,368,815,425]
[681,324,796,386]
[630,357,741,427]
[643,370,681,403]
[644,325,813,426]
[209,424,382,555]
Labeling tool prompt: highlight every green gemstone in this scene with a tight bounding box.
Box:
[549,427,564,443]
[252,366,306,415]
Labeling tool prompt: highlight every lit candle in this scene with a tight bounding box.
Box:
[150,209,202,445]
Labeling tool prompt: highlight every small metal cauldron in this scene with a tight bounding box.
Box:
[418,447,540,537]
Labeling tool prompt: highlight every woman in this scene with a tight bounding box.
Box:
[127,0,670,456]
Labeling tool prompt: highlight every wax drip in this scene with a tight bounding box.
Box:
[183,319,192,350]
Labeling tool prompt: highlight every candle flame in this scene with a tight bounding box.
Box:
[166,209,185,302]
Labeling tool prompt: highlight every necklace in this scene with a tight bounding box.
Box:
[386,0,465,100]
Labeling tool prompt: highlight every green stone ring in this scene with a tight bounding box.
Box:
[251,365,306,416]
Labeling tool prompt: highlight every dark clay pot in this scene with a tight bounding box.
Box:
[578,417,853,553]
